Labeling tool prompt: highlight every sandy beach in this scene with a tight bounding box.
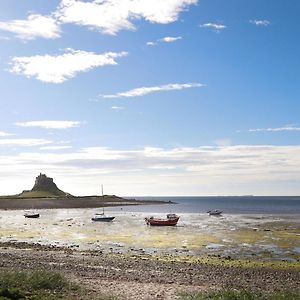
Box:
[0,241,299,300]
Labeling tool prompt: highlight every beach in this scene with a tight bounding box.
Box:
[0,242,299,299]
[0,199,299,299]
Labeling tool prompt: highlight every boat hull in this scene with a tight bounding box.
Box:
[91,216,115,222]
[145,217,179,226]
[207,210,222,216]
[24,214,40,218]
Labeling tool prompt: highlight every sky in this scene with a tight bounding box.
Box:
[0,0,299,196]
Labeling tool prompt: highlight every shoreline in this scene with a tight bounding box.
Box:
[0,195,171,210]
[0,241,299,299]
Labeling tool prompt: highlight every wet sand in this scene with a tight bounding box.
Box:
[0,207,299,299]
[0,209,299,261]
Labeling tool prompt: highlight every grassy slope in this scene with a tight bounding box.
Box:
[17,191,61,198]
[0,270,116,300]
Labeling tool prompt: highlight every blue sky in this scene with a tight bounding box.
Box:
[0,0,299,196]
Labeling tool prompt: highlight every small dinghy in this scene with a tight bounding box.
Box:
[207,210,222,216]
[24,211,40,218]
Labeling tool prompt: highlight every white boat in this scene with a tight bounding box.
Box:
[207,210,222,216]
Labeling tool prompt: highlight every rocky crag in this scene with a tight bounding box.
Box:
[31,173,69,196]
[19,173,70,197]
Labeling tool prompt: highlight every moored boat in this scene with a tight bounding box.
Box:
[24,211,40,218]
[207,210,222,216]
[91,215,115,222]
[145,213,179,226]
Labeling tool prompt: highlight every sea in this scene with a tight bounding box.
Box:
[115,196,300,214]
[1,196,299,258]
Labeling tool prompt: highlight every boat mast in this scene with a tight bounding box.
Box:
[101,184,104,196]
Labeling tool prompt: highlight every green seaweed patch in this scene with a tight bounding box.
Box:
[125,253,300,271]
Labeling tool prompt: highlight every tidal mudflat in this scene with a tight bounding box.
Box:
[0,208,299,262]
[0,208,299,299]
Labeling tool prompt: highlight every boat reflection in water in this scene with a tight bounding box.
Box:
[145,213,179,226]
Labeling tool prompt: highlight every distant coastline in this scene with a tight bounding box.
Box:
[0,195,172,210]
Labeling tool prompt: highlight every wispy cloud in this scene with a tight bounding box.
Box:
[160,36,182,43]
[0,138,52,147]
[249,19,270,26]
[56,0,197,35]
[0,131,14,137]
[9,48,127,83]
[39,145,72,150]
[200,23,226,32]
[248,125,300,132]
[15,120,82,129]
[111,106,124,110]
[0,14,61,40]
[147,36,182,46]
[146,41,157,46]
[102,83,204,98]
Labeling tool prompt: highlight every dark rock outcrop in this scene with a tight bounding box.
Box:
[31,173,67,196]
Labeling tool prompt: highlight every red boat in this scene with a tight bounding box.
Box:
[145,214,179,226]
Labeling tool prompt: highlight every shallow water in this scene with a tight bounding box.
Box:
[0,207,299,261]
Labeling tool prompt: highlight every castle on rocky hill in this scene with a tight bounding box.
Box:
[31,173,69,197]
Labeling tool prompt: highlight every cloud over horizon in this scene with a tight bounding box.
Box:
[9,48,128,83]
[0,131,14,137]
[0,144,300,195]
[102,83,204,98]
[0,138,52,147]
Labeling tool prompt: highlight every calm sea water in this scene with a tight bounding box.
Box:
[116,196,300,214]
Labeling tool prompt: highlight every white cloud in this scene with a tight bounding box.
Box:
[160,36,182,43]
[0,131,14,137]
[0,138,51,147]
[102,83,204,98]
[56,0,197,35]
[1,145,300,195]
[200,23,226,32]
[0,14,61,40]
[146,41,157,46]
[250,19,270,26]
[111,106,124,110]
[40,145,72,150]
[9,48,127,83]
[147,36,182,46]
[249,125,300,132]
[15,120,82,129]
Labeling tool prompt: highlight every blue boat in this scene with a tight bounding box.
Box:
[91,215,115,222]
[92,207,115,222]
